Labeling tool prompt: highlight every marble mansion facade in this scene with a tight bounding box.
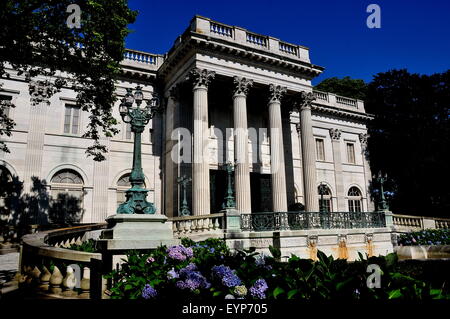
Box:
[0,16,375,224]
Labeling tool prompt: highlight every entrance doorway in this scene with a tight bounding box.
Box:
[250,172,272,212]
[210,169,227,213]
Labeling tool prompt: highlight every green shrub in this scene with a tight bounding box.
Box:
[68,239,97,253]
[105,238,449,300]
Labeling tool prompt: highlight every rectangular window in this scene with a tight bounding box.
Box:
[315,138,325,161]
[64,105,81,134]
[346,143,355,164]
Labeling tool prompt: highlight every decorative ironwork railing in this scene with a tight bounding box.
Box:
[240,211,386,231]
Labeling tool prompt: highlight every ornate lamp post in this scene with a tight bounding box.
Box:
[117,86,161,214]
[177,175,192,216]
[222,162,236,210]
[375,171,389,211]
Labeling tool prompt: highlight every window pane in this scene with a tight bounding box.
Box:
[316,139,325,161]
[347,143,355,164]
[64,106,72,133]
[71,107,80,134]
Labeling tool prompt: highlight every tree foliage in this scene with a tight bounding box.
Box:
[314,76,367,100]
[366,69,450,216]
[315,70,450,216]
[0,0,137,160]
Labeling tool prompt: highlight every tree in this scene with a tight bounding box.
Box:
[0,0,137,160]
[366,69,450,216]
[314,76,367,100]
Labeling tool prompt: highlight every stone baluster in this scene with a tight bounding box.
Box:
[233,76,253,213]
[30,266,41,288]
[62,266,77,297]
[268,84,288,212]
[186,68,215,216]
[39,266,51,291]
[50,266,63,294]
[80,267,90,298]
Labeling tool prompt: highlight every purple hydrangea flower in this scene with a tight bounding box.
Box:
[175,263,211,291]
[167,245,194,261]
[142,284,157,299]
[212,265,242,288]
[146,256,155,264]
[167,268,179,280]
[250,279,268,299]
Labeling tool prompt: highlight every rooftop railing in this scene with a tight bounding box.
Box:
[313,90,365,113]
[190,16,311,63]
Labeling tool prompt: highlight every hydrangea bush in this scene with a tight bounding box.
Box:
[106,237,449,300]
[398,229,450,246]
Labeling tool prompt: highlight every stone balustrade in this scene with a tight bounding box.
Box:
[121,49,164,71]
[189,15,310,62]
[20,223,107,299]
[392,214,450,231]
[313,90,365,113]
[169,213,224,238]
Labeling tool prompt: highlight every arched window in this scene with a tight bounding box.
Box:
[50,169,84,224]
[116,173,146,208]
[348,186,362,212]
[318,184,332,212]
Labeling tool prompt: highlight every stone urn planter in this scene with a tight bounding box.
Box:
[395,245,450,260]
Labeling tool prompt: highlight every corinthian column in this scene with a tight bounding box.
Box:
[233,76,253,213]
[297,91,319,212]
[268,84,288,212]
[23,80,55,197]
[329,128,345,211]
[186,68,215,215]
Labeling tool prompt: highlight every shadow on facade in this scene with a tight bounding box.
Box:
[0,175,84,243]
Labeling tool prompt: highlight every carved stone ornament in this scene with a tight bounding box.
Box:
[29,80,56,105]
[186,68,215,89]
[268,84,287,103]
[359,133,368,149]
[329,128,342,140]
[299,90,316,109]
[307,235,318,247]
[233,76,253,96]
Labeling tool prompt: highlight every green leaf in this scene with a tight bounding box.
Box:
[273,287,285,299]
[287,289,298,299]
[388,289,402,299]
[269,245,281,260]
[124,284,133,291]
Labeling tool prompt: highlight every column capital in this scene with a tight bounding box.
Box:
[186,68,215,89]
[233,76,253,97]
[268,84,287,104]
[295,90,316,110]
[29,80,57,105]
[359,133,369,149]
[329,128,342,140]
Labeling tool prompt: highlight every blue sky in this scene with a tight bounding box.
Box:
[125,0,450,85]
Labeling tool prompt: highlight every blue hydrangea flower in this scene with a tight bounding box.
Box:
[167,268,179,280]
[175,263,211,291]
[249,279,268,299]
[142,284,157,299]
[211,265,241,288]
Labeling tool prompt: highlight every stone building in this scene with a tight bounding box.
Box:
[0,16,374,224]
